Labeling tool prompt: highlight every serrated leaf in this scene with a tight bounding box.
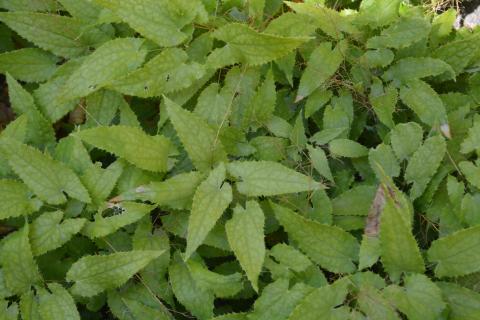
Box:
[361,49,395,68]
[227,161,322,196]
[0,180,41,220]
[332,185,377,216]
[461,121,480,154]
[66,250,163,297]
[430,9,456,48]
[0,225,41,295]
[84,89,123,128]
[307,144,333,181]
[186,163,232,259]
[225,201,265,292]
[59,38,147,101]
[30,211,85,256]
[82,202,154,239]
[380,191,425,280]
[81,161,124,206]
[109,48,205,98]
[209,23,309,67]
[169,253,214,320]
[428,225,480,278]
[54,136,92,175]
[359,235,381,270]
[369,144,400,179]
[384,274,445,320]
[0,12,111,58]
[367,17,431,49]
[249,279,312,320]
[243,69,276,129]
[405,136,446,200]
[37,283,80,320]
[437,282,480,320]
[400,79,447,127]
[272,203,359,273]
[369,79,397,129]
[390,122,423,161]
[296,42,343,101]
[122,298,171,320]
[96,0,206,47]
[76,126,171,172]
[432,34,480,76]
[0,299,18,320]
[0,48,58,82]
[329,139,368,158]
[19,290,41,320]
[383,57,455,83]
[355,0,401,28]
[0,138,90,205]
[57,0,103,22]
[459,161,480,189]
[357,285,399,320]
[166,98,228,171]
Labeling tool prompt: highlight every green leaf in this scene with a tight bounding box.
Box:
[459,161,480,189]
[369,144,400,179]
[390,122,423,161]
[307,144,333,182]
[428,225,480,277]
[76,126,170,173]
[405,136,446,200]
[227,161,322,196]
[38,283,80,320]
[367,17,431,49]
[54,136,92,175]
[437,282,480,320]
[0,12,111,58]
[461,120,480,154]
[384,274,445,320]
[109,48,205,98]
[380,191,425,280]
[66,250,163,297]
[0,48,58,82]
[169,253,214,320]
[185,163,232,259]
[0,225,42,295]
[225,201,265,292]
[57,0,103,22]
[296,42,343,101]
[369,79,397,129]
[432,34,480,76]
[59,38,147,101]
[357,285,399,320]
[329,139,369,158]
[249,279,312,320]
[429,9,456,48]
[356,0,401,28]
[84,89,123,128]
[359,235,381,270]
[399,79,447,127]
[0,138,91,205]
[209,23,310,67]
[96,0,206,47]
[0,300,18,320]
[361,49,395,68]
[30,211,86,256]
[0,180,41,220]
[166,98,228,171]
[243,69,276,129]
[272,202,359,273]
[80,161,124,206]
[82,202,154,239]
[289,280,349,320]
[0,0,57,12]
[122,298,171,320]
[332,185,377,216]
[383,57,455,83]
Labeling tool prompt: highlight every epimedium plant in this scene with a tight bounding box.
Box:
[0,0,479,319]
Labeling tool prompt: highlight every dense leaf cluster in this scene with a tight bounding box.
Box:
[0,0,480,319]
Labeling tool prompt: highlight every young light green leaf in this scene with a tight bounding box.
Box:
[209,23,310,67]
[227,161,322,197]
[186,163,232,259]
[66,250,163,297]
[108,48,205,98]
[30,211,85,256]
[430,9,456,48]
[0,138,90,205]
[296,42,343,101]
[0,226,42,295]
[168,253,214,320]
[0,12,111,58]
[96,0,206,47]
[272,203,359,273]
[329,139,369,158]
[0,299,18,320]
[166,98,228,171]
[400,79,447,127]
[384,274,445,320]
[59,38,147,101]
[38,283,81,320]
[380,193,425,280]
[0,180,41,220]
[0,48,58,82]
[80,161,123,206]
[367,17,431,49]
[405,136,446,200]
[390,122,423,161]
[383,57,455,83]
[54,136,92,175]
[225,201,265,292]
[76,126,171,173]
[428,225,480,278]
[355,0,401,28]
[82,202,154,239]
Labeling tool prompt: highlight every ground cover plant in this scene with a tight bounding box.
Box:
[0,0,480,319]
